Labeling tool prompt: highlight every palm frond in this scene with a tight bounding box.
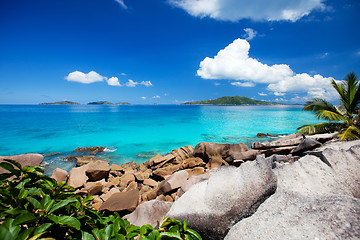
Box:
[338,125,360,141]
[296,122,342,135]
[345,72,360,113]
[303,98,344,121]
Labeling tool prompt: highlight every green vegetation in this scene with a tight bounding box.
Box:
[39,101,80,105]
[116,102,132,105]
[87,101,113,105]
[0,159,202,240]
[297,72,360,141]
[182,96,282,105]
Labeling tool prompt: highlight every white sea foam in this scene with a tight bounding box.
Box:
[104,147,117,153]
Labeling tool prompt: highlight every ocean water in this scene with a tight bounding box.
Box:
[0,105,322,174]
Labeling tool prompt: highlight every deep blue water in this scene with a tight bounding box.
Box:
[0,105,321,173]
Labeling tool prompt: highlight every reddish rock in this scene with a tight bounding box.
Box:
[142,189,157,202]
[85,160,110,181]
[100,188,121,202]
[67,165,88,188]
[51,168,68,182]
[75,156,96,167]
[123,200,173,227]
[181,157,205,169]
[194,142,248,163]
[125,181,138,192]
[119,173,135,188]
[134,169,152,181]
[0,154,43,174]
[84,181,104,195]
[149,154,175,167]
[185,167,205,177]
[111,164,123,171]
[73,146,105,155]
[108,177,121,186]
[99,189,139,212]
[143,178,158,188]
[157,170,189,195]
[206,156,226,170]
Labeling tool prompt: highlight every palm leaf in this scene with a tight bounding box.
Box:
[338,125,360,141]
[303,98,344,121]
[296,122,342,135]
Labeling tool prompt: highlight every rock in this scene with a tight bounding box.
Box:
[119,173,135,188]
[51,168,68,182]
[256,133,274,137]
[67,165,88,188]
[134,169,152,181]
[143,178,158,188]
[225,140,360,239]
[157,170,189,196]
[225,192,360,240]
[99,189,139,212]
[167,155,277,240]
[267,154,299,165]
[92,202,102,211]
[141,189,158,202]
[85,160,110,181]
[75,156,97,167]
[164,195,174,202]
[149,154,175,167]
[177,172,211,198]
[139,163,148,172]
[84,181,104,195]
[205,156,226,169]
[291,137,322,155]
[251,136,302,149]
[73,146,105,155]
[108,176,121,186]
[153,165,180,179]
[125,181,138,192]
[0,153,43,174]
[185,167,205,177]
[124,200,173,227]
[100,188,121,202]
[111,163,123,171]
[194,142,248,163]
[231,150,261,165]
[180,157,204,169]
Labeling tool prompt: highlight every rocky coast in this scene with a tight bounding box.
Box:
[1,133,360,239]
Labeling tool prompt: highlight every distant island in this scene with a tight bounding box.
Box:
[39,101,80,105]
[87,101,132,105]
[182,96,284,105]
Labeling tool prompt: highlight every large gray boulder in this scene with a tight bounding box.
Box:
[225,140,360,240]
[167,155,277,240]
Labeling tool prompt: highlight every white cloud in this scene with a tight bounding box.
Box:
[125,79,138,87]
[258,92,268,96]
[114,0,127,9]
[231,81,255,87]
[152,95,160,99]
[169,0,325,22]
[197,38,338,102]
[141,97,147,100]
[120,73,127,76]
[106,77,121,86]
[65,71,106,84]
[140,81,153,87]
[243,28,257,40]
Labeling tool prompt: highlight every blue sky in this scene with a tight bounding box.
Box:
[0,0,359,104]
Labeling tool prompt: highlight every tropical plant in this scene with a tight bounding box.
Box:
[297,72,360,140]
[0,159,202,240]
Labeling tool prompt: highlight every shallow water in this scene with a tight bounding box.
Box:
[0,104,321,173]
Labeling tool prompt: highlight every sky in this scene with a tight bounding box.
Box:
[0,0,359,104]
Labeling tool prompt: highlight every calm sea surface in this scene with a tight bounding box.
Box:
[0,105,321,174]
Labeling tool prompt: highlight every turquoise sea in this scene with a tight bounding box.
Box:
[0,105,322,174]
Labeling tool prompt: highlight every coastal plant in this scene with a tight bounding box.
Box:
[297,72,360,140]
[0,159,202,240]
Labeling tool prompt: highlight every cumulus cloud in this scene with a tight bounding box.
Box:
[141,97,147,100]
[243,28,257,40]
[114,0,127,9]
[152,95,160,99]
[106,77,121,86]
[169,0,325,22]
[65,71,152,88]
[65,71,106,84]
[231,81,255,87]
[197,38,338,102]
[258,92,268,96]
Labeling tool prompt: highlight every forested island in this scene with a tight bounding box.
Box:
[182,96,283,105]
[39,101,80,105]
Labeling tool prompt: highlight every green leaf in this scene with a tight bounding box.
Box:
[0,172,14,181]
[159,232,182,240]
[147,230,160,240]
[0,218,21,240]
[33,223,53,236]
[186,229,202,240]
[18,189,29,199]
[2,159,22,170]
[17,227,35,240]
[48,199,77,214]
[81,231,95,240]
[16,178,31,189]
[0,162,19,176]
[140,224,153,236]
[13,212,37,225]
[47,215,81,230]
[28,197,43,209]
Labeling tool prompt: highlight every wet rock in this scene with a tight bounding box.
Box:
[167,155,277,240]
[157,170,189,196]
[124,200,173,227]
[85,160,110,181]
[99,189,139,212]
[73,146,105,155]
[51,168,68,182]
